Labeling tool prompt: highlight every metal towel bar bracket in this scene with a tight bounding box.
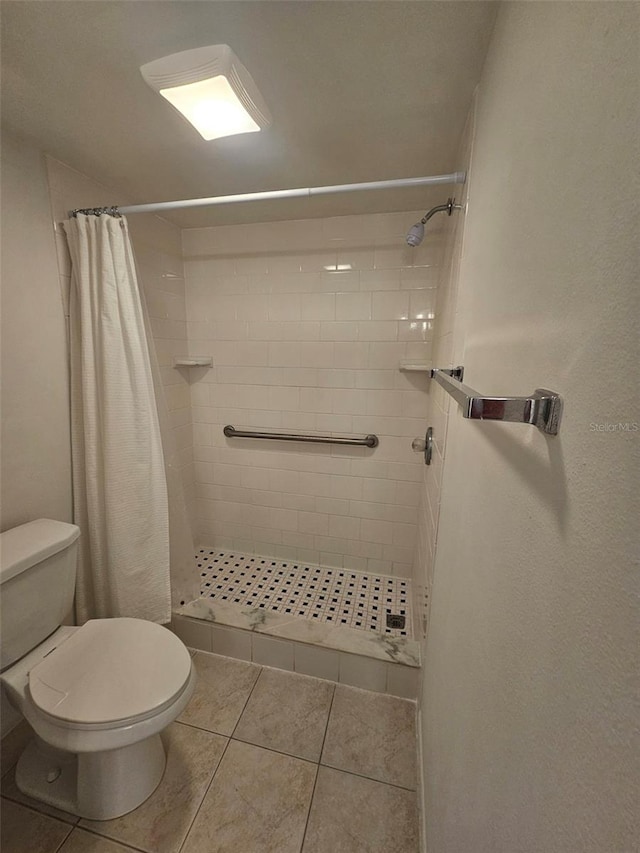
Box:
[223,425,379,448]
[430,367,563,435]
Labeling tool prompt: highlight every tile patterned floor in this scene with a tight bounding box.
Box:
[1,651,419,853]
[197,549,413,638]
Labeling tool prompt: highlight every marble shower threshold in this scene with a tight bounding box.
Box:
[176,598,420,669]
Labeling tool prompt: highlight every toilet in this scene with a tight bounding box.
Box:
[0,518,196,820]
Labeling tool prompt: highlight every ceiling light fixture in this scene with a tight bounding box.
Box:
[141,44,271,141]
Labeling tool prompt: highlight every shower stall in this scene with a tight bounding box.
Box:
[71,172,467,696]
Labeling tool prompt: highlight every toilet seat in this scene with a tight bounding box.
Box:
[28,618,192,728]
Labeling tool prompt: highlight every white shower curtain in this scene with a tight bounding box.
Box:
[64,213,171,624]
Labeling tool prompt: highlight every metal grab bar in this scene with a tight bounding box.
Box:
[430,367,563,435]
[223,425,379,448]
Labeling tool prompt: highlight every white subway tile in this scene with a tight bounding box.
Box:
[320,322,360,342]
[236,293,269,320]
[361,518,394,545]
[268,292,301,321]
[267,253,303,274]
[319,270,360,292]
[333,342,370,369]
[372,291,410,320]
[360,269,401,291]
[235,255,269,275]
[301,292,336,321]
[409,289,437,319]
[336,248,374,271]
[315,497,350,515]
[367,342,406,369]
[357,321,398,342]
[268,386,300,411]
[298,511,330,536]
[398,319,432,342]
[328,515,361,540]
[316,369,355,389]
[336,292,372,321]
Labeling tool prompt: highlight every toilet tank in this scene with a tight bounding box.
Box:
[0,519,80,670]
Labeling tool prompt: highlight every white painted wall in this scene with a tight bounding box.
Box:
[0,130,73,736]
[0,131,72,532]
[421,4,639,851]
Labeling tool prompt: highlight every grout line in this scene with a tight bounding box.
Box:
[229,665,264,740]
[299,681,337,850]
[0,793,79,827]
[52,823,74,853]
[227,736,320,769]
[175,731,234,853]
[318,761,418,793]
[71,825,147,852]
[175,660,264,852]
[174,718,231,738]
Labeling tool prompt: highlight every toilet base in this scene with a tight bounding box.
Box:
[16,733,167,820]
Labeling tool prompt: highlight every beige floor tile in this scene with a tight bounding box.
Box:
[59,828,139,852]
[178,651,261,735]
[233,667,334,761]
[321,685,417,789]
[181,740,316,853]
[1,720,33,778]
[0,798,72,853]
[80,723,227,853]
[1,766,80,824]
[302,766,419,853]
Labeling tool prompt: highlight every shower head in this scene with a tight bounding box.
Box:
[406,222,424,247]
[406,197,460,246]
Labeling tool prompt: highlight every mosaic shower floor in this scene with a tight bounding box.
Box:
[197,549,413,639]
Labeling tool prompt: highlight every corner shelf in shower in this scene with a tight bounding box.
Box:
[399,360,431,373]
[173,356,213,368]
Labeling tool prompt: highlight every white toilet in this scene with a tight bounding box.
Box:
[0,518,196,820]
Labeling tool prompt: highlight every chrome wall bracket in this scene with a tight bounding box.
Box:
[430,367,563,435]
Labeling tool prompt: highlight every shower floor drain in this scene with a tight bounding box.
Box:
[386,614,406,630]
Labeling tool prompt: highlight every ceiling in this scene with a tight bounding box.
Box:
[1,1,497,228]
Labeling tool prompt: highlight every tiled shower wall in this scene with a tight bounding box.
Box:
[412,115,473,638]
[45,157,198,606]
[182,212,443,579]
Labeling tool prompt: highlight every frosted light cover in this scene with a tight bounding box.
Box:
[141,44,271,141]
[160,76,260,140]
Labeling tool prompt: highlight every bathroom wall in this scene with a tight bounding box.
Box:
[45,158,199,607]
[0,131,72,532]
[182,212,443,578]
[0,130,73,736]
[420,3,639,851]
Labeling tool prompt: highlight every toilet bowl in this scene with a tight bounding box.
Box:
[2,617,195,820]
[0,520,196,820]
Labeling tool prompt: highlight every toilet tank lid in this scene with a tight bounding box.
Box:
[0,519,80,584]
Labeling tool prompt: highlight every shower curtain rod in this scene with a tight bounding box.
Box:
[71,172,466,217]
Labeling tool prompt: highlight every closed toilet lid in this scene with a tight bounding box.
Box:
[28,618,191,726]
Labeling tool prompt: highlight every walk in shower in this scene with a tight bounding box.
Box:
[74,173,462,687]
[167,199,451,681]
